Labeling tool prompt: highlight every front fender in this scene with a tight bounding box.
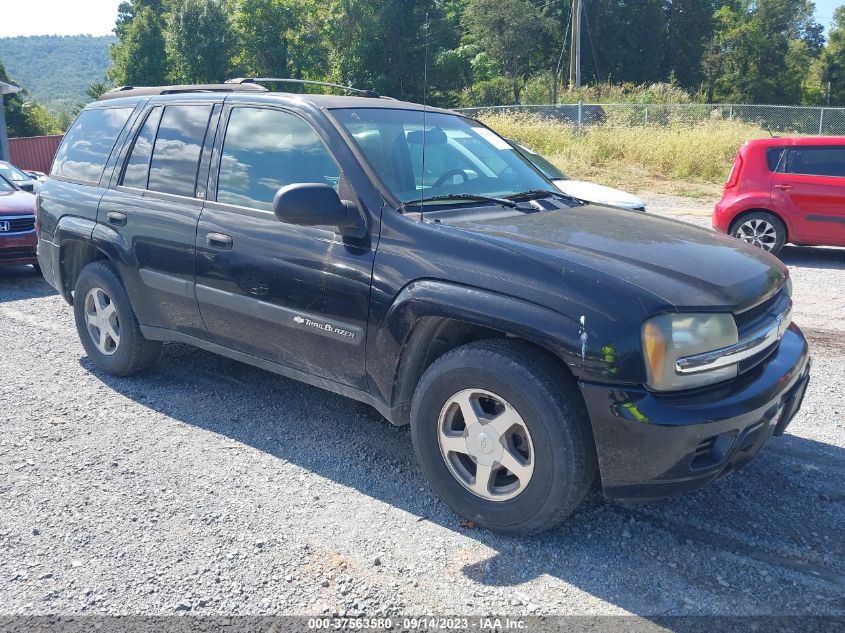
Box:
[368,279,625,412]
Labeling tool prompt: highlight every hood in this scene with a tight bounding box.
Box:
[0,190,36,215]
[554,179,645,210]
[455,204,787,311]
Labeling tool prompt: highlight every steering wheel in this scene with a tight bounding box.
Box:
[433,169,469,188]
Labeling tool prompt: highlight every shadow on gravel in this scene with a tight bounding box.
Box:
[779,245,845,270]
[82,344,845,617]
[0,265,56,302]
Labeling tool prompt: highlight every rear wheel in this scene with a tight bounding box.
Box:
[410,340,596,534]
[73,261,161,376]
[731,211,786,255]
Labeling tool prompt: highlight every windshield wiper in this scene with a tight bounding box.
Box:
[505,189,583,204]
[402,193,520,210]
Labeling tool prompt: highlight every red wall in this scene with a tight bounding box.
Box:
[8,135,63,173]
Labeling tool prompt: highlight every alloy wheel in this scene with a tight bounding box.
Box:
[437,388,535,502]
[84,287,121,356]
[735,218,778,251]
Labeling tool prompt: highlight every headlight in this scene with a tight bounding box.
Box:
[785,276,793,298]
[642,313,739,391]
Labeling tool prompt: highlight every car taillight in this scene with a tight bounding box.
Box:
[726,154,743,188]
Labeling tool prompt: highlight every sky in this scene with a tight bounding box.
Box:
[0,0,842,38]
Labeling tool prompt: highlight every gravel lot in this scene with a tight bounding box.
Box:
[0,197,843,621]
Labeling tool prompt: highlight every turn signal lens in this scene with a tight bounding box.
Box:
[643,321,667,384]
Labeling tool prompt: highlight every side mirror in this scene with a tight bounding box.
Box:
[273,183,367,238]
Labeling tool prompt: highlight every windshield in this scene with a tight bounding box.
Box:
[0,162,30,183]
[332,108,553,205]
[512,143,568,181]
[0,174,15,192]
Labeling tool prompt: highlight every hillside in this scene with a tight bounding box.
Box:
[0,35,114,114]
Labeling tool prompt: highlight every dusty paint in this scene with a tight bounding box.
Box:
[579,315,588,360]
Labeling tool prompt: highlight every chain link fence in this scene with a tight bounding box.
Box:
[456,103,845,135]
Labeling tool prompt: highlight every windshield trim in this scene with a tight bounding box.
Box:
[324,107,555,213]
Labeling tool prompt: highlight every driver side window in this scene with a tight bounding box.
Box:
[216,107,341,211]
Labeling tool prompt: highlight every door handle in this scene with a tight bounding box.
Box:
[206,232,233,250]
[775,184,792,191]
[106,211,127,226]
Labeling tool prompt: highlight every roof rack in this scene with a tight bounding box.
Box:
[98,83,269,101]
[225,77,381,99]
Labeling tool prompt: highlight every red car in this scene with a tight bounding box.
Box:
[0,173,38,270]
[713,136,845,255]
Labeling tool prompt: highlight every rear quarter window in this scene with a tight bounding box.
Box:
[766,148,785,172]
[51,107,134,183]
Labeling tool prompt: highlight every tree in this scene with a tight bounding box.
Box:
[702,0,824,104]
[0,60,61,137]
[326,0,445,102]
[461,0,554,101]
[167,0,234,83]
[108,6,168,86]
[233,0,297,77]
[820,6,845,105]
[585,0,667,85]
[665,0,716,90]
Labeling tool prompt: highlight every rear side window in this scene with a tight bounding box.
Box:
[121,107,163,189]
[147,105,213,197]
[216,107,340,211]
[766,148,785,172]
[784,146,845,177]
[52,107,133,183]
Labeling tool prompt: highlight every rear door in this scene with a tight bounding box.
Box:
[98,98,221,337]
[195,104,375,389]
[770,145,845,246]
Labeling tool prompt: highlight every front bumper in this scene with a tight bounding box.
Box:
[580,324,810,501]
[0,231,38,266]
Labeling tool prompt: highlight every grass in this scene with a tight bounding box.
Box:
[480,114,771,197]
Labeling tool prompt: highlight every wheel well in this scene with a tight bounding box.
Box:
[59,240,108,304]
[729,208,789,241]
[390,317,573,426]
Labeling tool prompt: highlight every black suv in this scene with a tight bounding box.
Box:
[36,80,810,534]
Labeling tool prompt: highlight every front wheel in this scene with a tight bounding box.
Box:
[731,211,786,255]
[410,340,596,534]
[73,261,161,376]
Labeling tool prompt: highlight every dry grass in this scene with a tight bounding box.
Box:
[481,114,771,195]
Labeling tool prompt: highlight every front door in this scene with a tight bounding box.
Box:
[195,105,375,389]
[771,145,845,246]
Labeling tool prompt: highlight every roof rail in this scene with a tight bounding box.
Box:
[225,77,381,99]
[98,83,269,101]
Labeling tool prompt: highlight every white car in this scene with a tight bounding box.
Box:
[0,161,42,194]
[511,142,646,212]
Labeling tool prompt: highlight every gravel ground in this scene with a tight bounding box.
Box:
[0,196,843,621]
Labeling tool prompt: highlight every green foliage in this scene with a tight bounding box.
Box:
[820,6,845,106]
[0,36,113,114]
[109,6,168,86]
[3,0,839,137]
[461,0,555,101]
[0,61,63,137]
[166,0,234,83]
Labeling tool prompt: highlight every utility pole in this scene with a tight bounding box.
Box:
[568,0,583,90]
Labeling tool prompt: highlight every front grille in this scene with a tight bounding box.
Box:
[0,216,35,233]
[734,289,785,331]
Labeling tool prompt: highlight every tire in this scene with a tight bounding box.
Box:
[410,339,596,534]
[730,211,787,256]
[73,260,161,376]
